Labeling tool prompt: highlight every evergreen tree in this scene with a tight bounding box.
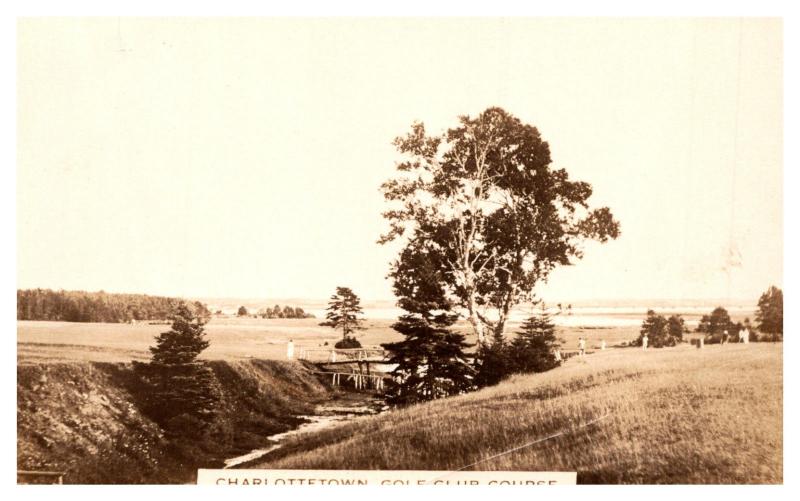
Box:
[319,286,365,341]
[135,305,220,436]
[666,314,687,343]
[382,313,474,405]
[696,307,733,336]
[381,242,474,405]
[636,310,682,348]
[756,286,783,341]
[509,305,561,373]
[473,329,512,388]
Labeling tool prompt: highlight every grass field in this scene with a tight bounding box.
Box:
[17,317,641,364]
[250,343,783,484]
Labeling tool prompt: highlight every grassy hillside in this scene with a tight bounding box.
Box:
[252,343,782,484]
[18,359,332,483]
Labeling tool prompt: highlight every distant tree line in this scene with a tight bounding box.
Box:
[638,285,783,346]
[252,305,315,319]
[17,289,210,323]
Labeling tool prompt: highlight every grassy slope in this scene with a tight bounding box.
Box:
[17,359,331,484]
[254,343,782,484]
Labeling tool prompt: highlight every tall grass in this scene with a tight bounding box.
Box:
[253,344,782,484]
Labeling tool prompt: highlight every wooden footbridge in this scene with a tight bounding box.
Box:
[298,348,393,392]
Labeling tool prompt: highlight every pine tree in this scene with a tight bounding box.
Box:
[136,304,220,435]
[319,286,365,341]
[382,312,474,405]
[756,286,783,341]
[509,305,561,374]
[381,243,474,405]
[474,329,512,388]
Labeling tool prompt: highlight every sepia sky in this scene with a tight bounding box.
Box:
[17,18,782,303]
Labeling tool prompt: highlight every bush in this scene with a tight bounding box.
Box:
[636,310,684,348]
[474,307,561,388]
[334,337,362,349]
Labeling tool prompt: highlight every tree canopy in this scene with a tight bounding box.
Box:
[380,107,620,345]
[756,286,783,341]
[256,305,314,319]
[637,310,684,348]
[697,307,734,336]
[17,288,210,323]
[319,286,365,340]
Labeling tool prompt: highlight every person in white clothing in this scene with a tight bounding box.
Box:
[744,328,750,344]
[642,334,648,351]
[578,337,586,357]
[286,339,295,359]
[600,340,607,350]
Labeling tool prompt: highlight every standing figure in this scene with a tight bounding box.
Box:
[578,337,586,357]
[739,328,746,343]
[744,328,750,344]
[554,349,562,362]
[642,334,648,351]
[287,339,295,359]
[722,329,729,345]
[600,340,607,350]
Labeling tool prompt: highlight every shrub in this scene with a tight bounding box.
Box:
[334,337,362,349]
[636,310,684,348]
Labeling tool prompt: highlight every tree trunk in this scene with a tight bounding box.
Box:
[492,287,516,342]
[466,296,486,346]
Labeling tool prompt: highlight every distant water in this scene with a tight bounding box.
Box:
[307,304,758,327]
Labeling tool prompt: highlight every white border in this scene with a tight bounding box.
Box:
[3,2,795,501]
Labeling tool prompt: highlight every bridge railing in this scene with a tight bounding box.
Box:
[298,347,388,362]
[314,371,388,391]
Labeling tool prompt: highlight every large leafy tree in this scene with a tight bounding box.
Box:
[756,285,783,341]
[135,304,220,435]
[637,310,683,348]
[319,286,365,341]
[697,307,734,336]
[380,107,620,346]
[666,314,687,343]
[382,242,474,405]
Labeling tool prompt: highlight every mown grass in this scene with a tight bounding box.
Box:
[17,317,641,364]
[252,343,782,484]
